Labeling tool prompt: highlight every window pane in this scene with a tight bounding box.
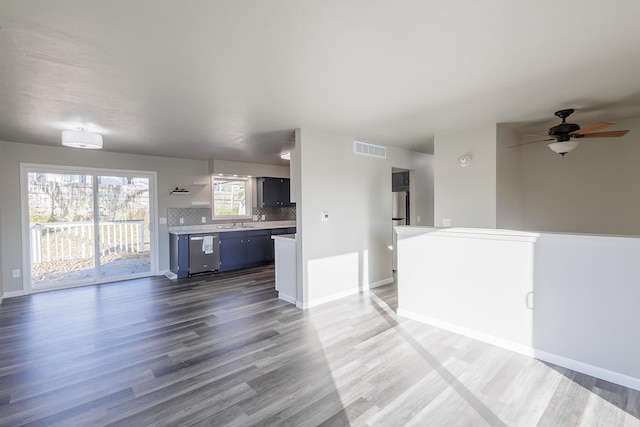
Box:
[27,171,96,286]
[98,175,151,279]
[213,178,247,217]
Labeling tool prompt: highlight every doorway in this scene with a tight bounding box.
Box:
[392,168,411,271]
[22,164,157,292]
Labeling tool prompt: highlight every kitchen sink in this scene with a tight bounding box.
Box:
[217,224,258,230]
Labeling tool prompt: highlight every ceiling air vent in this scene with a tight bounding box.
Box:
[354,141,386,159]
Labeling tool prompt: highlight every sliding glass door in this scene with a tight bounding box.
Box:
[24,165,156,291]
[97,175,151,281]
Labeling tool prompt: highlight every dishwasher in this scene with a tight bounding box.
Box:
[188,233,220,276]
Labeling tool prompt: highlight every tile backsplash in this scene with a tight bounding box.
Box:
[253,206,296,222]
[167,206,296,226]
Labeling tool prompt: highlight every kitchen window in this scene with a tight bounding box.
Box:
[212,176,252,219]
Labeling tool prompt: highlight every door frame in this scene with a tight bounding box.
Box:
[20,163,159,294]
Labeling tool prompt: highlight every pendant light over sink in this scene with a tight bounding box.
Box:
[61,128,103,149]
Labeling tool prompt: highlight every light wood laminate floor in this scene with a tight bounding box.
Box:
[0,265,638,426]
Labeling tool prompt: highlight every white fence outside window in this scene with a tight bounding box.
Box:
[30,220,146,263]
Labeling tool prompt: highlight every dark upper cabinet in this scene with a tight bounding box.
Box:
[257,177,294,207]
[392,171,410,191]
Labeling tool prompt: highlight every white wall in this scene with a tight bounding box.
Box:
[398,228,537,349]
[397,227,640,390]
[533,233,640,387]
[0,140,210,294]
[209,159,289,178]
[496,125,523,229]
[518,116,640,235]
[294,127,433,307]
[434,124,497,228]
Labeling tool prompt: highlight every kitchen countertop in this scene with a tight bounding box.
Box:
[168,220,296,235]
[271,234,296,241]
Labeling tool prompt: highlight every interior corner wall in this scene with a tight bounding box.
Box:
[496,125,523,229]
[296,127,433,307]
[519,116,640,235]
[409,154,435,226]
[0,140,210,294]
[434,124,497,228]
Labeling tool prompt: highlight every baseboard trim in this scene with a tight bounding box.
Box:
[397,309,534,357]
[368,277,394,290]
[397,308,640,392]
[4,290,26,299]
[302,287,360,310]
[278,292,296,305]
[532,349,640,392]
[299,277,394,310]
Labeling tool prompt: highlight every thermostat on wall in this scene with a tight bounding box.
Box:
[458,155,471,167]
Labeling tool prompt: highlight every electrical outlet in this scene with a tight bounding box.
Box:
[201,217,207,223]
[12,269,20,278]
[443,218,451,227]
[417,215,421,223]
[252,215,258,221]
[179,217,184,224]
[261,214,266,220]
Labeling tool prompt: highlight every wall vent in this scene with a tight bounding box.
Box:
[354,141,386,158]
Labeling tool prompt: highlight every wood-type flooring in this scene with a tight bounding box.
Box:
[0,265,639,426]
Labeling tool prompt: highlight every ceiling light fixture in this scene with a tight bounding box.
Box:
[280,152,291,160]
[61,128,103,149]
[548,140,580,156]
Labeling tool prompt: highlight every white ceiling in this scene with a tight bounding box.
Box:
[2,1,640,165]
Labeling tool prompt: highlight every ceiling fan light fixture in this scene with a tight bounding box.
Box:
[548,140,579,156]
[61,129,103,149]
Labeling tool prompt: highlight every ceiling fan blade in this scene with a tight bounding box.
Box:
[578,130,629,138]
[573,122,614,135]
[509,138,554,148]
[525,133,550,137]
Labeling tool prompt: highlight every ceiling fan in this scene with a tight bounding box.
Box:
[515,109,630,156]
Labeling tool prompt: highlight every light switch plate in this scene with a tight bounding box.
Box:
[12,269,20,278]
[201,217,207,223]
[179,218,184,224]
[159,217,167,224]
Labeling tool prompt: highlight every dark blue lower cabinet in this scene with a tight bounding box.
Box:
[169,233,190,278]
[246,233,269,265]
[218,227,296,273]
[219,232,247,272]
